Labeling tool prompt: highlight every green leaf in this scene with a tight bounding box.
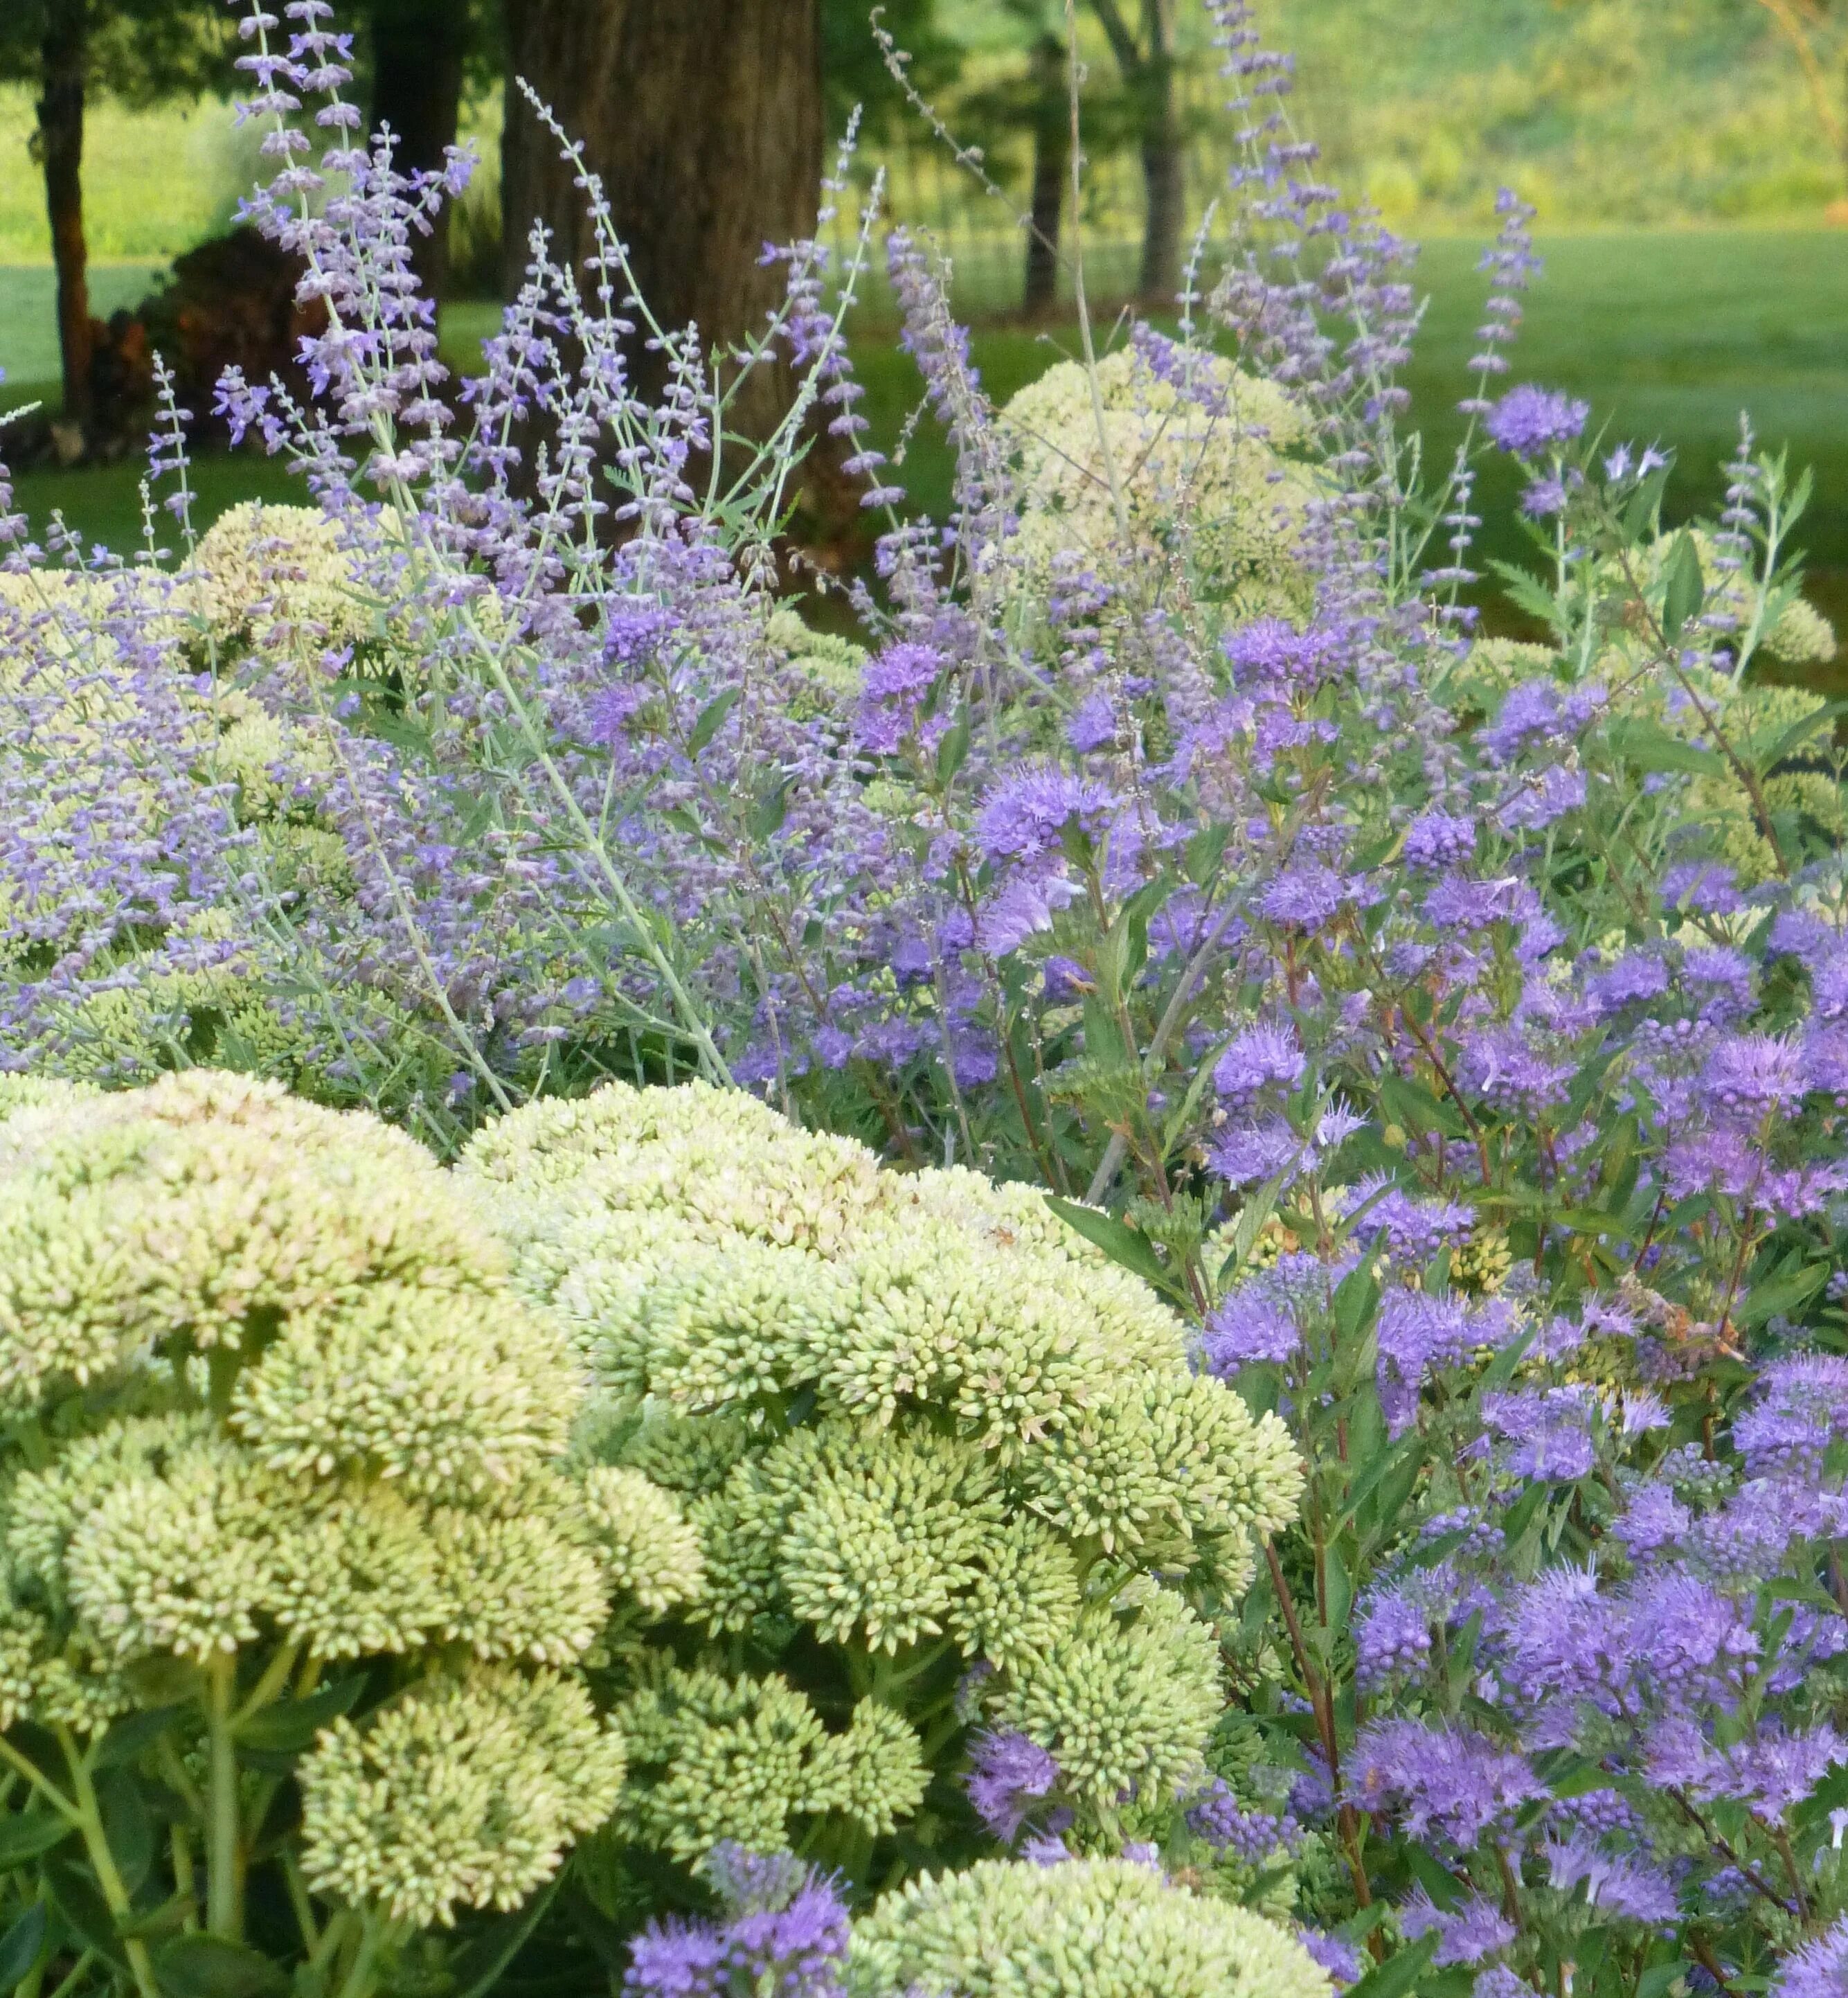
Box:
[1605,718,1725,779]
[746,776,791,842]
[95,1770,152,1898]
[1636,1965,1691,1998]
[1345,1932,1437,1998]
[1763,697,1848,771]
[93,1706,188,1772]
[1737,1260,1830,1330]
[447,1875,564,1998]
[1622,462,1672,542]
[152,1936,287,1998]
[1320,1542,1353,1640]
[1044,1196,1171,1293]
[685,687,740,758]
[232,1679,364,1754]
[0,1811,74,1870]
[1218,1175,1286,1287]
[0,1900,46,1988]
[42,1854,127,1975]
[1662,531,1705,645]
[1486,559,1564,632]
[935,705,971,787]
[1377,1076,1465,1142]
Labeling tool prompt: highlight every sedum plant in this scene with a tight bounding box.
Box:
[0,1071,700,1998]
[846,1855,1334,1998]
[458,1080,1303,1889]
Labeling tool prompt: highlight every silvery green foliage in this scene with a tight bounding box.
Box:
[0,1071,699,1998]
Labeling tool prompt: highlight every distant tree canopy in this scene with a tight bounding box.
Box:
[0,0,230,427]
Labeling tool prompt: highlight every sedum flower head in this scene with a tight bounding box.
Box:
[996,347,1316,612]
[298,1666,626,1928]
[580,1464,707,1614]
[469,1082,1301,1859]
[847,1856,1334,1998]
[0,1074,699,1927]
[996,1591,1224,1809]
[615,1661,926,1862]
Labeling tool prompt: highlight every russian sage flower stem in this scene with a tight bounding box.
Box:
[454,604,736,1087]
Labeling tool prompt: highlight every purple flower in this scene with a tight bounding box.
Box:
[1519,474,1570,519]
[1354,1587,1432,1688]
[1298,1931,1366,1990]
[1662,861,1744,918]
[1460,1026,1573,1115]
[1474,1973,1534,1998]
[1708,1722,1846,1818]
[974,766,1111,863]
[1400,1890,1517,1968]
[1734,1356,1848,1475]
[1351,1720,1543,1846]
[1214,1022,1306,1112]
[1187,1780,1302,1862]
[1204,1289,1301,1370]
[966,1729,1059,1844]
[1772,1914,1848,1998]
[976,869,1081,956]
[1612,1482,1689,1559]
[1208,1116,1307,1189]
[1485,384,1590,458]
[1067,691,1118,752]
[1590,951,1669,1013]
[1498,765,1586,832]
[625,1845,850,1998]
[1545,1835,1678,1925]
[1815,949,1848,1022]
[1041,954,1091,1002]
[1423,873,1526,933]
[1481,1386,1597,1483]
[854,641,942,752]
[1203,1251,1349,1373]
[1701,1033,1805,1117]
[1476,679,1604,765]
[1403,810,1478,871]
[1376,1292,1515,1436]
[1259,864,1349,931]
[1804,1026,1848,1105]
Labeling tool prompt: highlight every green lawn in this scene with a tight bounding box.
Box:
[5,230,1847,619]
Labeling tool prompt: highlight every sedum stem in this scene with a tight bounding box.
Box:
[206,1654,243,1941]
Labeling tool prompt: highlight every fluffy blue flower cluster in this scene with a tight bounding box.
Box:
[1,0,1847,1993]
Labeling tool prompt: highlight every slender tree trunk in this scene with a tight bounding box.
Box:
[1136,0,1183,303]
[368,0,469,303]
[501,0,823,443]
[1024,33,1068,317]
[37,0,92,431]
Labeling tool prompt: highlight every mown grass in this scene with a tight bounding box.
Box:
[3,229,1846,623]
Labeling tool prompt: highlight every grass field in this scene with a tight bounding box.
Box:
[3,229,1847,621]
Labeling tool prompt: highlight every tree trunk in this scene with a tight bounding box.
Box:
[1136,0,1183,303]
[1023,33,1068,318]
[368,0,469,303]
[501,0,823,443]
[37,0,91,431]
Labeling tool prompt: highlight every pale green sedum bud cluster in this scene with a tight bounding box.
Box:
[0,1073,701,1933]
[997,347,1316,619]
[847,1857,1334,1998]
[462,1081,1304,1859]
